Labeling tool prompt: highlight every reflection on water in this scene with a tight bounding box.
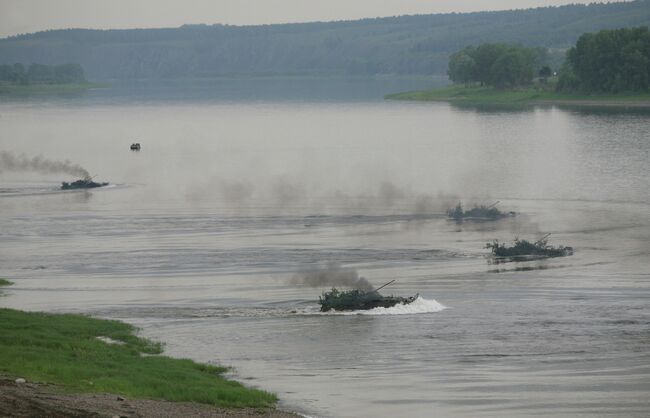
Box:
[1,85,650,417]
[0,76,448,106]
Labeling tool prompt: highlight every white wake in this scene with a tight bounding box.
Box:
[320,296,446,316]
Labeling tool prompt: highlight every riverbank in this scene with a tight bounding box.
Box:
[386,85,650,107]
[0,376,298,418]
[0,82,106,95]
[0,289,298,417]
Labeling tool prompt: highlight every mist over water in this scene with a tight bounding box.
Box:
[1,81,650,417]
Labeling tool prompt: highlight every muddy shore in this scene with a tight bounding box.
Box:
[0,377,302,418]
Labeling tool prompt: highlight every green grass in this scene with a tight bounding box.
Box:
[0,82,107,95]
[386,85,650,106]
[0,278,13,286]
[0,308,277,408]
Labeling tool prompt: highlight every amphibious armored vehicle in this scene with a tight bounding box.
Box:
[486,234,573,261]
[319,280,418,312]
[61,177,109,190]
[448,201,515,221]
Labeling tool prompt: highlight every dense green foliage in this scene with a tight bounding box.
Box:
[558,26,650,93]
[0,278,13,286]
[0,308,277,408]
[448,44,540,88]
[0,63,86,85]
[0,1,648,79]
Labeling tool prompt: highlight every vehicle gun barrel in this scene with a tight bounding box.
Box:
[535,233,552,245]
[487,201,500,209]
[371,279,396,293]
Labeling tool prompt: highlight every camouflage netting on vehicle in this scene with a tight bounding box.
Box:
[447,202,514,221]
[61,177,109,190]
[486,237,573,259]
[319,288,416,312]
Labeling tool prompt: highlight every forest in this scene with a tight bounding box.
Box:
[0,1,648,80]
[447,44,540,88]
[0,63,86,85]
[446,26,650,93]
[558,26,650,93]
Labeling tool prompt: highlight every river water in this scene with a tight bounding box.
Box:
[1,79,649,417]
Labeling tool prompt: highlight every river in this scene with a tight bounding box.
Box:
[1,78,649,417]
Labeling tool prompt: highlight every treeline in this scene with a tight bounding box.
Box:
[0,63,86,85]
[0,1,648,79]
[448,26,650,93]
[558,27,650,93]
[448,44,543,88]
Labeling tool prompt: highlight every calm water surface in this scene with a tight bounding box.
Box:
[1,80,649,417]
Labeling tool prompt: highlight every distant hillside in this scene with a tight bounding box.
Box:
[1,1,649,80]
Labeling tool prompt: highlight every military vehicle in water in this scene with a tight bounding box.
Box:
[319,280,418,312]
[61,177,109,190]
[448,201,515,221]
[486,234,573,261]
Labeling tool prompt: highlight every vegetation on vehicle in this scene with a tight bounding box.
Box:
[0,308,277,408]
[557,27,650,93]
[61,177,109,190]
[486,234,573,260]
[447,202,514,221]
[319,280,417,312]
[0,278,13,286]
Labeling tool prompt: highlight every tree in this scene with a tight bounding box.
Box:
[490,49,534,88]
[448,47,476,85]
[558,27,650,93]
[447,43,537,89]
[0,63,27,84]
[473,43,509,86]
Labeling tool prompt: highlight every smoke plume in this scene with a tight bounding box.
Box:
[290,263,373,291]
[0,151,89,178]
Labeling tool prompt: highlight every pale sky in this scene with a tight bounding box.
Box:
[0,0,623,38]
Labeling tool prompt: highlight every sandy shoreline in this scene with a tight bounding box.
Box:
[0,377,303,418]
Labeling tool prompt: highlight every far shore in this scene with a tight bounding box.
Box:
[528,99,650,108]
[0,82,107,95]
[385,85,650,108]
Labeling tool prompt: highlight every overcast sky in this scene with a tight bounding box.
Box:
[0,0,623,38]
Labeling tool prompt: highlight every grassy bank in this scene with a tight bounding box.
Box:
[386,85,650,106]
[0,82,106,95]
[0,306,277,408]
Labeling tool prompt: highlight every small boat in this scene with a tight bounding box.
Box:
[61,178,109,190]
